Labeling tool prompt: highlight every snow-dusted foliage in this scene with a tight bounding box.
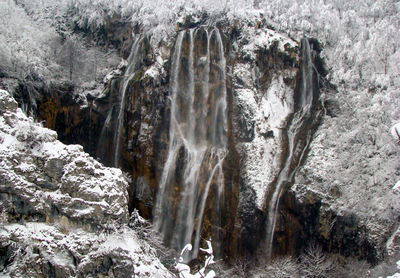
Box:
[0,1,59,80]
[263,0,400,88]
[0,0,119,87]
[38,0,256,44]
[0,89,172,277]
[16,0,400,87]
[2,0,399,94]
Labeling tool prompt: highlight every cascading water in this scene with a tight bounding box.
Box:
[113,37,143,167]
[153,27,228,259]
[97,36,142,167]
[265,38,317,258]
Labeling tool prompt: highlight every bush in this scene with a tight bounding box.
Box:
[299,243,336,278]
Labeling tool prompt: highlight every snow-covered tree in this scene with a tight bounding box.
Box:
[57,36,86,82]
[300,243,336,278]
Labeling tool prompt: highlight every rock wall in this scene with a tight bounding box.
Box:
[87,17,323,260]
[275,190,380,263]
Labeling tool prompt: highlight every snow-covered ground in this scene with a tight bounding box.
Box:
[1,223,172,277]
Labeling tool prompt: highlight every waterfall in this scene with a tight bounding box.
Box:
[153,27,228,260]
[97,107,114,161]
[113,37,142,167]
[265,38,316,258]
[96,36,142,167]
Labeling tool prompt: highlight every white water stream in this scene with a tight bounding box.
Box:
[153,28,228,259]
[113,37,142,167]
[265,38,315,258]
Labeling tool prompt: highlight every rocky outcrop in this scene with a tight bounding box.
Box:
[0,224,173,277]
[0,89,127,228]
[274,188,383,264]
[0,89,173,277]
[10,80,105,158]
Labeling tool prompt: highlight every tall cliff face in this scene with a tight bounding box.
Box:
[49,19,323,260]
[31,23,315,259]
[23,16,395,264]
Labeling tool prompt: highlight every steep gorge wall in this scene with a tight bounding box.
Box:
[90,21,315,260]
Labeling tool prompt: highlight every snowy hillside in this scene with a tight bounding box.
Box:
[5,0,400,86]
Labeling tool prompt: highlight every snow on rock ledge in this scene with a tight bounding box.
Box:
[230,21,298,209]
[0,223,173,277]
[234,74,295,208]
[0,89,173,277]
[0,89,128,227]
